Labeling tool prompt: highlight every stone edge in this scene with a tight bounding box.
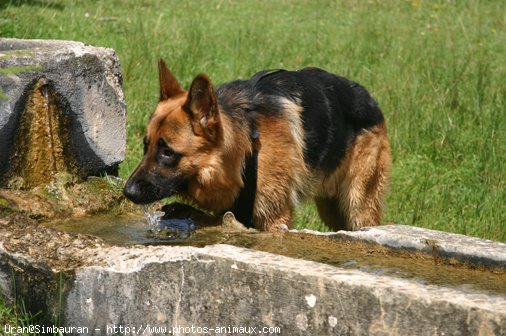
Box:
[295,225,506,269]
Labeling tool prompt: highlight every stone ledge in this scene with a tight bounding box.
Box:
[331,225,506,270]
[63,244,506,335]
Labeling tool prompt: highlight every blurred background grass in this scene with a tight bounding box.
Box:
[1,0,504,242]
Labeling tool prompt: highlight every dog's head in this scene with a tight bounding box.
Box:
[123,59,223,204]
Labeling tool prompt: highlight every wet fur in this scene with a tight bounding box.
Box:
[124,61,391,232]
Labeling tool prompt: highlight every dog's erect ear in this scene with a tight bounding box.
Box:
[184,74,220,139]
[158,58,184,100]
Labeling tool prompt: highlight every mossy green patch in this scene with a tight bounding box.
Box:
[0,49,34,61]
[0,197,11,208]
[0,175,131,220]
[0,65,43,76]
[0,87,9,101]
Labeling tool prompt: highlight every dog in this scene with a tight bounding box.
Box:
[123,59,391,232]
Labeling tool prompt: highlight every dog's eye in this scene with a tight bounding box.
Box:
[157,140,180,167]
[159,148,180,167]
[161,148,174,159]
[157,139,172,158]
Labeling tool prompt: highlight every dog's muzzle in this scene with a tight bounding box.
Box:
[123,170,186,204]
[123,177,162,204]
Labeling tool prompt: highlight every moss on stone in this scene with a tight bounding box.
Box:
[0,197,11,208]
[0,87,9,101]
[0,49,34,61]
[0,65,43,76]
[0,176,132,220]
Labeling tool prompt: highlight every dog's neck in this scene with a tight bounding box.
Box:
[185,113,254,215]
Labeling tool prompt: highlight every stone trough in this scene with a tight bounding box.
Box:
[0,39,505,336]
[0,211,505,336]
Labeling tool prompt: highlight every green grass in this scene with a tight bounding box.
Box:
[0,296,37,336]
[1,0,504,242]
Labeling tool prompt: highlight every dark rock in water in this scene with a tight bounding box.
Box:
[146,218,197,240]
[146,203,257,240]
[145,202,215,241]
[161,202,218,226]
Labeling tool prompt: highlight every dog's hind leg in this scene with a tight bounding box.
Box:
[318,122,391,231]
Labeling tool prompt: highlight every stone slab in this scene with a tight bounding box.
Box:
[59,244,505,336]
[0,219,504,336]
[0,38,126,178]
[331,225,506,270]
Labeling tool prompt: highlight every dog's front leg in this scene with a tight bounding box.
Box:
[252,197,293,232]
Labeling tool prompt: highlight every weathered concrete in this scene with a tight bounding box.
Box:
[0,218,504,336]
[333,225,506,269]
[0,38,125,180]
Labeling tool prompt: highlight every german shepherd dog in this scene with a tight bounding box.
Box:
[123,59,391,232]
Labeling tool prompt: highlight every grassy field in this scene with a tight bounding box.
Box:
[1,0,504,242]
[0,0,504,330]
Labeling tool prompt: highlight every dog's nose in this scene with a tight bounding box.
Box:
[123,177,160,204]
[123,180,139,202]
[123,178,146,204]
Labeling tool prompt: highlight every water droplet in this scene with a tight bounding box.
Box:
[141,205,165,230]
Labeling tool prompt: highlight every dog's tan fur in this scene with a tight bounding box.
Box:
[316,122,391,231]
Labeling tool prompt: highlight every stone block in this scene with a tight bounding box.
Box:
[0,38,126,181]
[0,217,504,336]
